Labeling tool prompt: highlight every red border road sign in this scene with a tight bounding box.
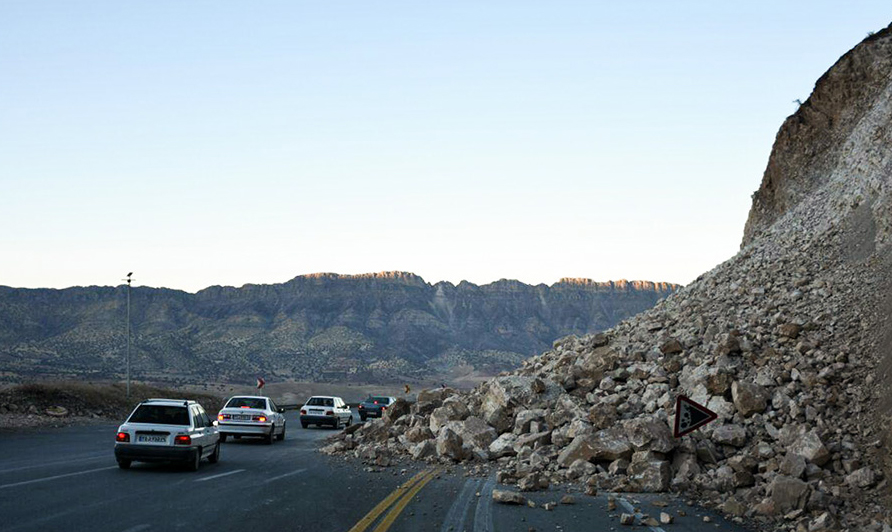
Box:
[673,395,718,438]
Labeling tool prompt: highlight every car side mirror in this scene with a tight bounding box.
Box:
[212,420,219,427]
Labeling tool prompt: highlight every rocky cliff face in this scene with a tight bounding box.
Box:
[0,273,677,384]
[331,23,892,532]
[743,24,892,248]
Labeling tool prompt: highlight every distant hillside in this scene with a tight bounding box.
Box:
[0,272,678,384]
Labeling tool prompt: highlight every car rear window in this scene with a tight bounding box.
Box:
[307,397,334,407]
[129,405,190,425]
[369,397,390,404]
[226,397,267,409]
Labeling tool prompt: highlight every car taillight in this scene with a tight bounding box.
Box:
[174,435,191,445]
[116,432,130,442]
[325,410,333,416]
[373,401,378,404]
[382,406,387,410]
[358,405,364,409]
[217,414,224,421]
[252,415,267,422]
[300,409,306,415]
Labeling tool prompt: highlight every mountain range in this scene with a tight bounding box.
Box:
[0,273,678,385]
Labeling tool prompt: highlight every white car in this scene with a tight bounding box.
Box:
[300,396,352,429]
[216,395,286,444]
[114,398,220,471]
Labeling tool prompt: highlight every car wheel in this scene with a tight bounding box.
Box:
[301,422,308,429]
[360,414,367,422]
[265,426,275,444]
[208,442,220,463]
[345,414,352,427]
[117,459,131,470]
[188,449,201,471]
[333,416,341,430]
[219,434,228,443]
[277,423,285,441]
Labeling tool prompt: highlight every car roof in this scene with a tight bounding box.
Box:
[307,395,340,400]
[143,398,195,406]
[227,395,268,400]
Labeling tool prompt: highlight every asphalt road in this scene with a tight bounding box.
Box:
[0,410,751,532]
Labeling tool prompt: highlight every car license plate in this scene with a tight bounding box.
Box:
[233,414,250,421]
[310,409,323,414]
[137,435,167,444]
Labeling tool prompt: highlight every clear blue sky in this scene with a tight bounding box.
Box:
[2,2,890,292]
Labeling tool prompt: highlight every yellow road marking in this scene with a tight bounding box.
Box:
[347,468,435,532]
[372,468,439,532]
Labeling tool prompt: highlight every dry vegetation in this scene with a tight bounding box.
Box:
[0,381,224,429]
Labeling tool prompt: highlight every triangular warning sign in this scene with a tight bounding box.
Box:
[673,395,718,438]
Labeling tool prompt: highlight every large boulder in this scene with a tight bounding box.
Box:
[383,398,411,423]
[404,425,434,444]
[624,418,675,453]
[442,417,497,453]
[359,419,391,443]
[411,440,436,460]
[556,427,632,466]
[712,424,747,447]
[429,397,470,433]
[417,387,457,403]
[514,409,547,434]
[789,429,830,466]
[731,381,770,417]
[627,452,672,492]
[769,476,811,514]
[489,433,518,458]
[435,427,466,461]
[479,376,561,422]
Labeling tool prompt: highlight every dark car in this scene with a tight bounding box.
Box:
[358,395,396,421]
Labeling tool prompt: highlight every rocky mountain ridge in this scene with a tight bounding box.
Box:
[0,273,677,384]
[327,23,892,532]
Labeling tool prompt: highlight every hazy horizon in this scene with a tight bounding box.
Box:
[3,2,890,292]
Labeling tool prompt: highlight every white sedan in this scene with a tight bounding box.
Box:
[216,395,286,444]
[300,396,353,429]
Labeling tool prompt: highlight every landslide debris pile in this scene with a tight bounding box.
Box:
[324,24,892,532]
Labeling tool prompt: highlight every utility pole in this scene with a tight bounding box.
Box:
[125,272,133,400]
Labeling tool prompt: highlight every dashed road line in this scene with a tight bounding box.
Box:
[0,465,117,490]
[264,468,307,483]
[194,469,245,482]
[120,525,151,532]
[0,452,108,475]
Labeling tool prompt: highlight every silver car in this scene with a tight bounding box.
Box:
[216,395,286,444]
[114,398,220,471]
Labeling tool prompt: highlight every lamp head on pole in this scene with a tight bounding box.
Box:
[125,272,133,286]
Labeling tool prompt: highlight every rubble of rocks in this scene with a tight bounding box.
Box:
[323,23,892,532]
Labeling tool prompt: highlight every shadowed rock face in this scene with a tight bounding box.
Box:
[742,23,892,246]
[0,272,677,383]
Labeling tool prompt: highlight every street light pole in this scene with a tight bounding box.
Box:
[125,272,133,400]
